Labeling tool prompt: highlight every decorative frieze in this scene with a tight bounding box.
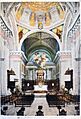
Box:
[9,51,28,64]
[60,51,72,61]
[9,51,21,61]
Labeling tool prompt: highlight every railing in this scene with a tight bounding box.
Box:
[15,94,35,107]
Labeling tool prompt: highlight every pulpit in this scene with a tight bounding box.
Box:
[65,68,73,90]
[7,69,16,93]
[65,81,72,92]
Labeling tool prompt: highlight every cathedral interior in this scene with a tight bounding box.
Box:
[0,2,81,117]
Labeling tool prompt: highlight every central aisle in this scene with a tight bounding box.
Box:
[24,95,58,116]
[5,94,76,116]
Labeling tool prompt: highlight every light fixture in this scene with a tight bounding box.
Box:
[52,83,54,86]
[27,83,29,86]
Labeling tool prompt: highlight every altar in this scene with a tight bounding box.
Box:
[34,85,47,91]
[34,85,48,93]
[34,85,48,97]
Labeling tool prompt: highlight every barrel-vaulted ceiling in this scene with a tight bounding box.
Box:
[21,32,60,61]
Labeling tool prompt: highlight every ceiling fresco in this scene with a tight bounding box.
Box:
[1,2,67,61]
[51,25,63,42]
[16,2,65,29]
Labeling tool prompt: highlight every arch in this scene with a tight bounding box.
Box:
[18,29,61,51]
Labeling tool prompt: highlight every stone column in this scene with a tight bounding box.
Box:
[27,69,29,80]
[32,69,36,80]
[26,69,29,80]
[53,68,56,79]
[51,68,54,80]
[47,69,49,80]
[28,69,32,80]
[1,44,9,95]
[74,46,81,95]
[44,70,46,80]
[47,68,51,80]
[46,69,47,80]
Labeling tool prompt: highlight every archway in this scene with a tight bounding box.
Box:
[20,31,60,93]
[18,30,61,51]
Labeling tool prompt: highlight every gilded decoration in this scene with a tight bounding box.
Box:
[16,2,65,28]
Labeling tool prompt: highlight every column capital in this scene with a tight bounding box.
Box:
[9,51,28,64]
[60,51,72,61]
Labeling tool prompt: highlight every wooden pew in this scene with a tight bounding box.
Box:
[15,94,34,107]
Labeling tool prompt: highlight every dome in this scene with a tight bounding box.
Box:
[16,2,65,29]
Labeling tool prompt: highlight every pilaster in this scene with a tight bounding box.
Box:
[9,51,27,89]
[59,51,72,90]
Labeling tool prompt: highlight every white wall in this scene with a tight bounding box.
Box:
[9,52,22,89]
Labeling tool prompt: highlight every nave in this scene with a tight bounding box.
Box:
[1,94,78,116]
[0,2,81,117]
